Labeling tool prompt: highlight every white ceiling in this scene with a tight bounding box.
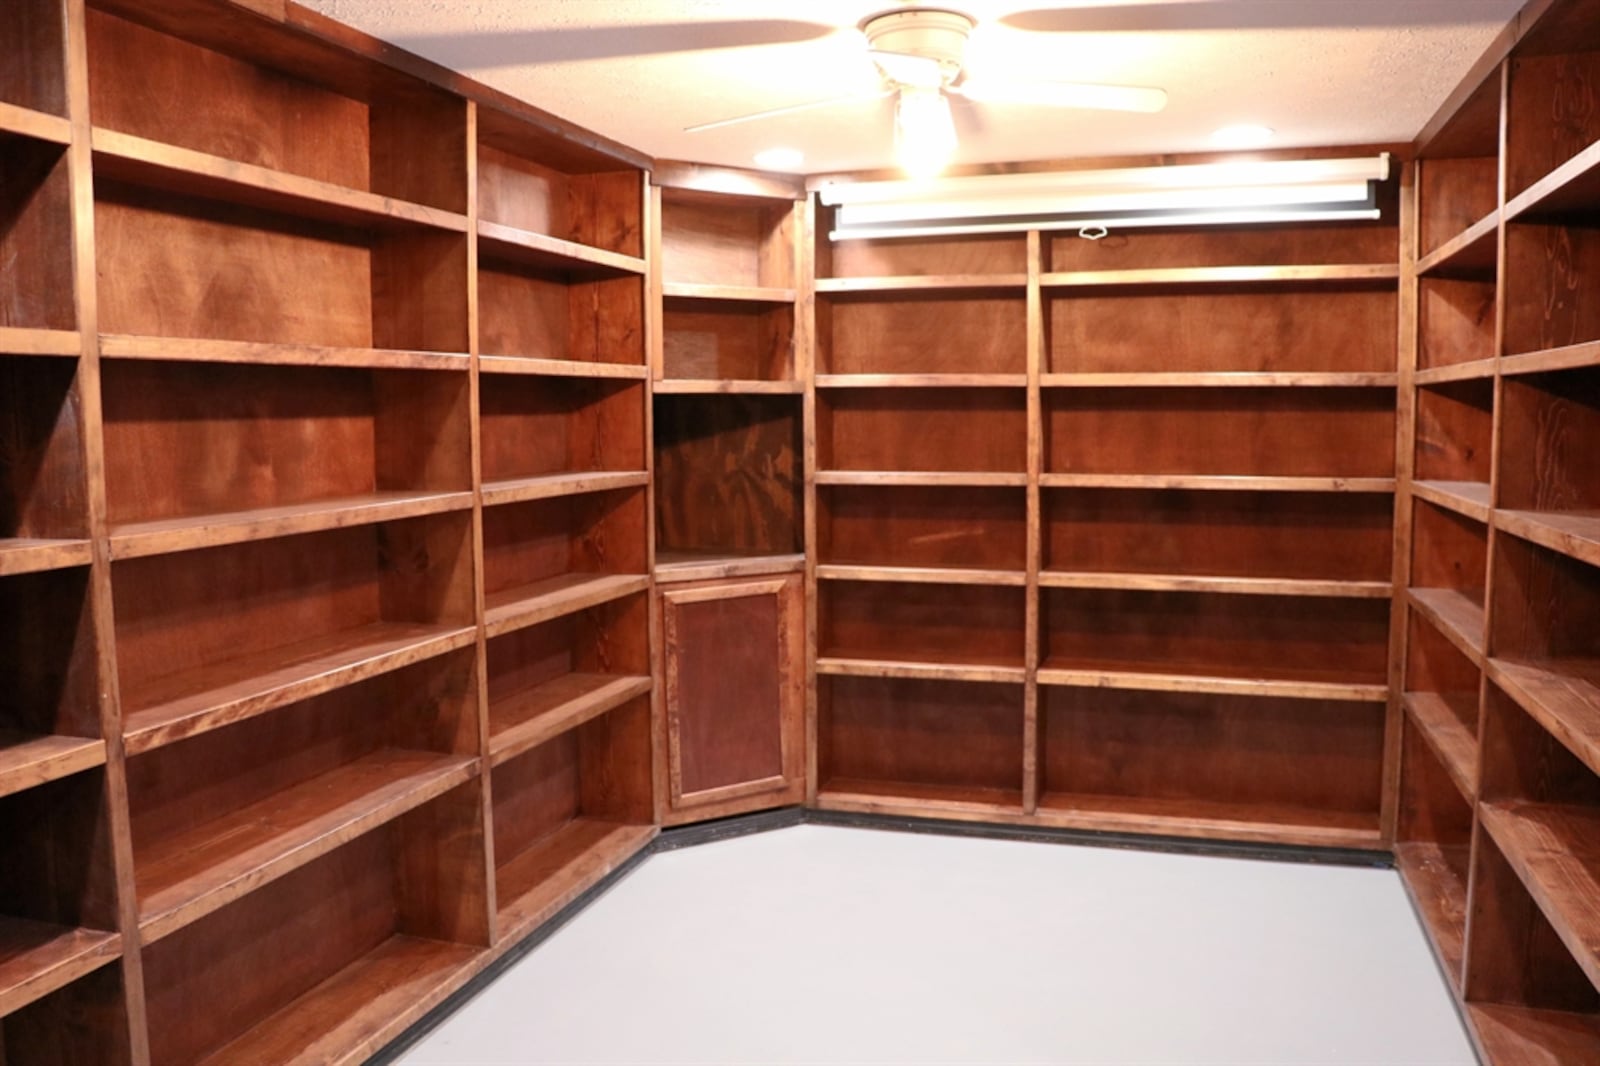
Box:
[301,0,1525,175]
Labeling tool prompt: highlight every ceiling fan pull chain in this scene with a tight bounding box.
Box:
[1078,225,1110,241]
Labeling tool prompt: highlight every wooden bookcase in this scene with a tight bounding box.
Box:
[1395,1,1600,1059]
[648,174,808,825]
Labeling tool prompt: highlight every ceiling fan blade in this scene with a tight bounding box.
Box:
[954,79,1168,113]
[391,20,836,68]
[685,90,894,134]
[1003,1,1518,33]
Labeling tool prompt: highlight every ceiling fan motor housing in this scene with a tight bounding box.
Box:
[860,8,976,87]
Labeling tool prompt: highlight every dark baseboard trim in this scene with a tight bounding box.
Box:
[370,803,1392,1062]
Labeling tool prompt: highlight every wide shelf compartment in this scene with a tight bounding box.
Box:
[139,799,488,1066]
[1,0,67,120]
[662,294,793,382]
[1044,488,1393,584]
[1,131,73,335]
[1404,609,1483,801]
[486,591,650,765]
[1419,276,1497,371]
[126,649,480,944]
[1503,222,1600,358]
[820,581,1026,675]
[818,388,1027,475]
[818,675,1025,815]
[1045,387,1396,480]
[113,514,476,753]
[819,484,1025,573]
[654,394,802,561]
[480,375,645,488]
[478,252,644,369]
[1044,217,1397,273]
[1045,283,1396,374]
[100,360,472,557]
[1038,687,1385,848]
[491,697,653,941]
[1498,367,1600,569]
[817,291,1025,376]
[1506,47,1600,203]
[1041,587,1391,697]
[660,186,794,290]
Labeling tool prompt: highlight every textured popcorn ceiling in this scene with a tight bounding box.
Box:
[300,0,1524,173]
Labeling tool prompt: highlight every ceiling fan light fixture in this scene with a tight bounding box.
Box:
[895,86,958,178]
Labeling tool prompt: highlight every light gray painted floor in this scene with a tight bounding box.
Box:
[398,825,1477,1065]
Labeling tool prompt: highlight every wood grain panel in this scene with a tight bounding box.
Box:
[1045,489,1393,582]
[819,676,1023,795]
[659,193,791,288]
[822,228,1025,278]
[0,357,86,540]
[480,262,641,366]
[481,488,646,597]
[819,388,1027,473]
[0,959,133,1066]
[820,485,1025,570]
[1412,500,1489,603]
[663,581,787,798]
[1041,688,1384,821]
[0,568,101,740]
[479,377,644,482]
[0,138,74,331]
[821,582,1024,668]
[1499,370,1600,513]
[1490,533,1600,664]
[1042,587,1391,685]
[653,394,801,556]
[1046,388,1396,478]
[1507,51,1600,199]
[1418,157,1498,257]
[1419,278,1496,369]
[819,293,1025,376]
[1045,219,1397,271]
[0,0,66,116]
[485,594,650,709]
[1047,286,1396,373]
[662,298,792,381]
[1504,224,1600,356]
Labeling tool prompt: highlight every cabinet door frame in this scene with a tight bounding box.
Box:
[660,575,803,813]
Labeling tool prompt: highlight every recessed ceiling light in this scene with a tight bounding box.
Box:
[1212,124,1275,149]
[753,147,804,171]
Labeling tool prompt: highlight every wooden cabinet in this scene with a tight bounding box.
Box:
[658,575,805,824]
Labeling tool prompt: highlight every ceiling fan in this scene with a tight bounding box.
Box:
[685,8,1168,178]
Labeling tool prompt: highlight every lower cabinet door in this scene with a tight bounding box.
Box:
[658,574,804,825]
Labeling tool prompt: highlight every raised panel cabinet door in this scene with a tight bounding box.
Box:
[660,575,803,821]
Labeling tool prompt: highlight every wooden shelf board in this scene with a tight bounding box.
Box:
[1393,841,1470,987]
[1490,657,1600,781]
[91,128,468,234]
[1479,801,1600,992]
[484,573,650,638]
[1041,264,1400,289]
[135,750,477,945]
[1040,473,1397,493]
[1037,663,1388,703]
[479,356,647,379]
[1411,480,1492,523]
[1041,371,1399,389]
[0,327,80,357]
[817,471,1029,489]
[122,622,476,756]
[1408,587,1487,664]
[0,538,93,577]
[108,490,474,561]
[0,732,106,802]
[0,102,71,145]
[1415,359,1497,387]
[99,334,469,372]
[480,470,649,508]
[815,274,1027,293]
[654,550,805,583]
[496,819,657,943]
[1035,793,1383,849]
[0,918,121,1019]
[488,673,653,767]
[1039,571,1391,599]
[1402,691,1479,803]
[816,779,1025,818]
[1498,509,1600,570]
[1415,212,1499,279]
[817,564,1027,588]
[478,220,645,277]
[661,282,795,303]
[196,934,480,1066]
[1507,138,1600,223]
[815,373,1027,389]
[652,379,803,395]
[1502,340,1600,378]
[1467,1004,1600,1066]
[815,656,1027,685]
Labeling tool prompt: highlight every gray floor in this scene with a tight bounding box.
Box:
[398,824,1477,1065]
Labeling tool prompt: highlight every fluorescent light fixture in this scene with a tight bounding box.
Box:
[753,147,804,171]
[1212,123,1275,149]
[895,87,957,179]
[818,154,1391,240]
